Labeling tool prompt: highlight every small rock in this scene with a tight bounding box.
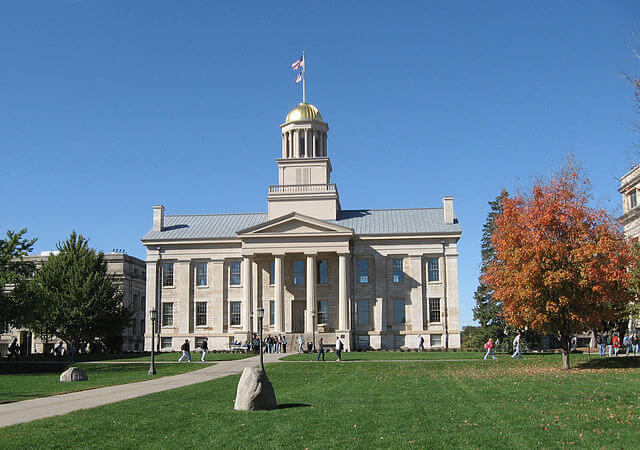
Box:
[60,366,88,382]
[234,367,277,411]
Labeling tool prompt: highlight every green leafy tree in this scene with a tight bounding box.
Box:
[471,192,509,347]
[0,228,37,329]
[28,231,133,348]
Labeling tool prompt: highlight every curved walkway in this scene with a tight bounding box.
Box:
[0,353,284,428]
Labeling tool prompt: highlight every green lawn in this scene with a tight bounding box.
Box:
[283,349,497,361]
[2,354,640,448]
[0,362,213,404]
[5,351,254,363]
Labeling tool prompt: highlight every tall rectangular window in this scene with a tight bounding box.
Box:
[358,335,370,349]
[140,319,144,336]
[294,260,305,285]
[269,261,275,285]
[429,298,441,323]
[317,260,328,284]
[427,258,439,282]
[269,300,275,325]
[230,301,241,326]
[393,258,404,283]
[230,262,241,286]
[317,300,328,324]
[431,334,442,347]
[162,302,173,326]
[195,302,207,326]
[393,299,405,324]
[632,191,638,209]
[162,263,174,287]
[358,259,369,284]
[394,335,405,348]
[357,299,370,324]
[160,337,172,349]
[196,262,207,286]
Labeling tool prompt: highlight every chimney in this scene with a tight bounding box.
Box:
[443,196,455,224]
[153,205,165,231]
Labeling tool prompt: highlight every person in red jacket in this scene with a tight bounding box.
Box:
[612,333,620,357]
[483,338,496,360]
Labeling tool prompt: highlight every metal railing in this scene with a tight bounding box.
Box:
[268,183,337,193]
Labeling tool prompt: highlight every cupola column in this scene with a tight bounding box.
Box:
[304,129,309,157]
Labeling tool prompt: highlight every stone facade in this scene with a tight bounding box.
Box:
[0,251,146,356]
[142,103,462,352]
[619,165,640,239]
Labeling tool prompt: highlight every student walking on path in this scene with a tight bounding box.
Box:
[612,333,620,357]
[200,337,208,362]
[335,337,344,361]
[632,332,639,356]
[317,338,325,361]
[511,333,523,359]
[606,333,613,357]
[483,338,496,360]
[418,334,425,352]
[178,339,191,362]
[298,335,304,353]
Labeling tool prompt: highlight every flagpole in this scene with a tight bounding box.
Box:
[302,50,306,103]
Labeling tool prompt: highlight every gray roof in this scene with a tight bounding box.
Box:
[142,208,461,241]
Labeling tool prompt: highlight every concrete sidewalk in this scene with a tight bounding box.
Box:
[0,353,283,428]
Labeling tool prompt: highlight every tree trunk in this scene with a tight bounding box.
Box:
[560,335,571,370]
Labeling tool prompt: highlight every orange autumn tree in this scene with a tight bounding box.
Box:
[483,163,633,369]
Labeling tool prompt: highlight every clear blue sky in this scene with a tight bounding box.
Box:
[1,1,638,326]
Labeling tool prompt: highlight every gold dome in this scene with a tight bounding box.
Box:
[285,103,323,123]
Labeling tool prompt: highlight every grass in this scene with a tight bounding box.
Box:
[5,351,254,363]
[0,362,213,404]
[283,349,501,361]
[3,354,640,448]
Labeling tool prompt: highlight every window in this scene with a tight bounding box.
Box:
[162,303,173,326]
[230,301,241,326]
[317,260,328,284]
[393,258,404,283]
[431,334,442,347]
[230,262,241,286]
[393,299,405,324]
[358,335,370,349]
[632,191,638,209]
[427,258,439,282]
[358,259,369,284]
[429,298,441,323]
[269,300,275,325]
[195,337,206,348]
[141,295,146,311]
[196,262,207,286]
[317,300,328,324]
[196,302,207,326]
[140,319,144,336]
[394,335,405,348]
[160,337,172,349]
[269,261,275,285]
[294,260,305,285]
[132,293,138,311]
[162,263,174,287]
[357,299,370,324]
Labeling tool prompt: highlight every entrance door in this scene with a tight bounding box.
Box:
[292,301,305,333]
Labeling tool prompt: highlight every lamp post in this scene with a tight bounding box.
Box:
[148,307,157,375]
[312,310,316,352]
[257,307,264,371]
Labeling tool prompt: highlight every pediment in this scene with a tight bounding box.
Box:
[237,212,353,236]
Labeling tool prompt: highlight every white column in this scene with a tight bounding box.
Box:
[304,129,309,157]
[410,255,424,331]
[305,254,316,333]
[374,255,386,333]
[338,253,349,330]
[145,261,157,351]
[294,130,300,158]
[287,132,292,158]
[242,256,252,331]
[312,130,317,157]
[274,255,284,332]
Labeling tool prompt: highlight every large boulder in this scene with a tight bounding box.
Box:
[60,366,88,382]
[234,367,278,411]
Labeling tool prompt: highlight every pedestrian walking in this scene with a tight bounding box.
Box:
[511,332,523,359]
[483,338,496,360]
[178,339,191,362]
[8,338,19,361]
[632,332,639,356]
[418,334,425,352]
[336,337,344,361]
[571,336,577,352]
[282,335,287,353]
[612,333,620,357]
[298,335,304,353]
[317,337,325,361]
[606,333,613,357]
[200,337,208,361]
[598,332,606,357]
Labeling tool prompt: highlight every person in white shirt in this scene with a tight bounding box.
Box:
[336,337,344,361]
[511,333,523,359]
[298,335,304,353]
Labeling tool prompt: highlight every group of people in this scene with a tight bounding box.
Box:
[483,333,523,361]
[597,331,639,357]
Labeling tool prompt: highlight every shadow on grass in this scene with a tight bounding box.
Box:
[576,356,640,370]
[0,362,68,374]
[278,403,311,409]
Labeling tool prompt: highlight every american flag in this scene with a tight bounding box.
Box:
[295,72,303,84]
[291,55,304,70]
